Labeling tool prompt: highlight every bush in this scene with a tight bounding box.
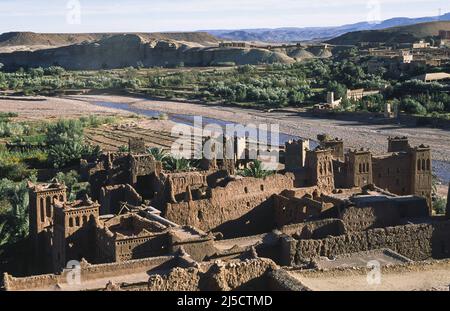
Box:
[433,197,447,215]
[240,160,274,178]
[400,97,427,115]
[48,142,101,169]
[0,177,34,247]
[45,119,84,146]
[55,170,89,201]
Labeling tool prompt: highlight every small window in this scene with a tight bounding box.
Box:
[69,218,74,227]
[260,185,264,191]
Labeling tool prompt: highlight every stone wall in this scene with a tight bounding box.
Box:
[290,220,450,264]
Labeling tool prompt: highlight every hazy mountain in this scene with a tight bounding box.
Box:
[203,12,450,43]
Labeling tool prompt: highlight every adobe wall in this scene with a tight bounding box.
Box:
[372,153,412,196]
[146,267,201,291]
[273,195,323,227]
[3,256,179,291]
[146,258,278,291]
[165,174,295,238]
[280,219,346,238]
[266,269,311,291]
[99,184,142,215]
[291,220,450,264]
[340,205,401,232]
[115,233,169,262]
[168,228,217,262]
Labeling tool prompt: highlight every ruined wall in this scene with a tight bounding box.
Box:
[3,256,179,291]
[321,139,344,162]
[280,219,346,239]
[285,140,309,170]
[202,258,277,291]
[146,258,277,291]
[147,267,201,291]
[273,195,323,227]
[168,228,217,262]
[340,205,401,232]
[165,174,295,238]
[99,184,142,215]
[291,220,450,264]
[267,269,311,291]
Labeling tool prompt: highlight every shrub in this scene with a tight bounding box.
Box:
[433,197,447,215]
[55,170,89,201]
[147,147,168,162]
[240,160,274,178]
[164,156,193,172]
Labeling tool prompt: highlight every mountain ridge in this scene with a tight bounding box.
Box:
[202,12,450,42]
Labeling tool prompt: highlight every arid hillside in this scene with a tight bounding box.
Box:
[0,31,219,53]
[327,21,450,45]
[0,34,295,70]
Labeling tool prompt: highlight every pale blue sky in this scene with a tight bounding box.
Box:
[0,0,449,33]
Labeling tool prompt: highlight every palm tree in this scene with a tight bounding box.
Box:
[147,147,168,162]
[164,156,192,172]
[241,160,274,178]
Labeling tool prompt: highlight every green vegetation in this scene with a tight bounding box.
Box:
[0,59,448,117]
[0,177,34,247]
[55,170,89,202]
[239,160,274,179]
[163,156,195,172]
[433,197,447,215]
[147,147,169,162]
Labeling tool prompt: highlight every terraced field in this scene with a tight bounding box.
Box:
[85,125,203,152]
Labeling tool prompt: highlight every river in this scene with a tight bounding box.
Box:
[92,101,450,184]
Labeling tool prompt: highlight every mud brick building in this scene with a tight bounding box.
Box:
[8,133,448,291]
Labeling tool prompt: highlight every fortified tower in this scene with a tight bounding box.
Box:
[388,136,410,153]
[318,135,344,162]
[345,148,373,188]
[305,147,334,193]
[285,139,309,171]
[28,180,67,272]
[53,196,100,271]
[410,144,432,212]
